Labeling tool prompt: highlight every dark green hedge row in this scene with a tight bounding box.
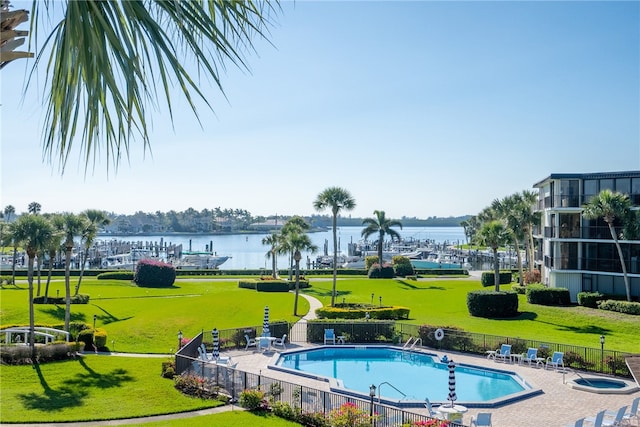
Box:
[134,259,176,287]
[307,320,397,343]
[526,285,571,306]
[0,342,77,365]
[481,271,512,287]
[577,292,604,308]
[368,265,395,278]
[315,305,410,320]
[238,279,310,292]
[413,268,468,276]
[33,294,90,304]
[598,300,640,315]
[97,271,134,280]
[467,290,519,318]
[511,284,526,294]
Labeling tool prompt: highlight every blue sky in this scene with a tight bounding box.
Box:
[1,1,638,219]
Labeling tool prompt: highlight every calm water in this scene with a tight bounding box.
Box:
[98,226,465,270]
[276,347,525,403]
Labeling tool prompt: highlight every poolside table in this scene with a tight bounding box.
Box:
[337,335,346,344]
[437,404,468,422]
[485,350,497,360]
[511,353,524,365]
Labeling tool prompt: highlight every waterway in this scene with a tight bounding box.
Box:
[97,226,466,270]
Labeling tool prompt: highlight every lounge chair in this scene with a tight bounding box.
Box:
[259,336,271,352]
[621,397,639,426]
[244,334,257,350]
[545,351,564,370]
[197,346,212,361]
[424,398,443,419]
[603,405,628,427]
[495,344,511,362]
[522,347,539,366]
[563,418,584,427]
[324,329,336,345]
[471,412,492,427]
[585,410,606,427]
[273,334,287,350]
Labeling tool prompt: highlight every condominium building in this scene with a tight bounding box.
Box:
[532,171,640,302]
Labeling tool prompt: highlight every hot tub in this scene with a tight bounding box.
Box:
[569,377,639,394]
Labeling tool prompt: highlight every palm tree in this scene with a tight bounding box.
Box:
[28,202,41,215]
[3,205,15,222]
[583,189,633,301]
[279,229,317,316]
[361,210,403,267]
[43,225,64,304]
[519,190,541,272]
[10,214,55,362]
[476,220,511,291]
[313,187,356,306]
[491,193,526,285]
[281,216,311,280]
[52,213,89,331]
[30,1,278,173]
[75,210,111,296]
[262,233,280,279]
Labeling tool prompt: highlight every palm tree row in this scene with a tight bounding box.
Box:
[2,209,111,360]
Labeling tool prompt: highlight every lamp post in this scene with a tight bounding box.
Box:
[369,384,376,426]
[293,250,302,316]
[371,293,374,305]
[379,296,382,307]
[178,330,183,351]
[600,335,605,372]
[93,314,97,329]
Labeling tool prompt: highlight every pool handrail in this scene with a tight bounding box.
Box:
[377,381,407,402]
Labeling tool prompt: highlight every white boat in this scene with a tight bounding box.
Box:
[176,251,230,269]
[102,253,136,270]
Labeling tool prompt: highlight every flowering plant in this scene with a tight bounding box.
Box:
[328,402,378,427]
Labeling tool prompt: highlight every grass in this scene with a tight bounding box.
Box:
[0,355,224,423]
[142,411,303,426]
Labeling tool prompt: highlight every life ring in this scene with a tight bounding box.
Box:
[434,329,445,341]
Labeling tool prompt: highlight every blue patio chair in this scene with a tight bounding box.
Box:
[585,410,606,427]
[545,351,564,370]
[563,418,584,427]
[603,405,628,427]
[324,329,336,345]
[244,334,257,351]
[621,397,639,426]
[471,412,492,427]
[495,344,511,362]
[424,398,443,419]
[522,347,539,366]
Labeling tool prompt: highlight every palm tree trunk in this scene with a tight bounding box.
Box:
[528,229,535,272]
[513,237,523,285]
[11,243,17,283]
[44,262,53,304]
[378,231,384,266]
[493,248,500,291]
[271,250,277,279]
[75,248,90,296]
[64,248,72,332]
[27,256,36,363]
[36,255,42,296]
[608,223,632,301]
[331,214,338,307]
[293,258,300,316]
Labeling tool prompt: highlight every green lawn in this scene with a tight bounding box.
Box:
[0,355,224,423]
[142,411,303,426]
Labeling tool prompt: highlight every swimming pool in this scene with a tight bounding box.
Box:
[270,346,541,408]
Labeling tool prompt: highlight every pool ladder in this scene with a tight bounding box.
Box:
[403,336,422,350]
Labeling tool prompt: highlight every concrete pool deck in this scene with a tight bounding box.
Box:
[226,343,639,427]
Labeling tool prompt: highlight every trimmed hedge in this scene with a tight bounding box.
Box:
[134,259,176,287]
[33,294,90,304]
[467,290,519,318]
[307,320,397,343]
[526,285,571,306]
[316,304,410,320]
[598,299,640,315]
[393,263,414,277]
[481,271,512,287]
[577,291,604,308]
[368,264,395,279]
[238,279,310,292]
[97,271,134,280]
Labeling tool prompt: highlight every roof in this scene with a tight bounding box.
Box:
[532,170,640,188]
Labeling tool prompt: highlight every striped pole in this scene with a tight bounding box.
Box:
[212,328,219,360]
[447,359,457,407]
[262,305,270,337]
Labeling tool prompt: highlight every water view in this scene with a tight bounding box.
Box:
[97,226,466,270]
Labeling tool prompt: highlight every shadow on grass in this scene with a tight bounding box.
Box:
[397,280,447,290]
[70,357,134,389]
[91,305,134,325]
[303,289,352,298]
[39,306,85,323]
[17,363,88,412]
[533,319,612,335]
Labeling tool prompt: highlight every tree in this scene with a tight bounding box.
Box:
[29,1,278,173]
[361,210,403,267]
[279,227,317,316]
[28,202,41,214]
[583,189,633,301]
[491,193,526,285]
[75,209,111,295]
[52,213,89,331]
[262,233,280,279]
[476,220,511,291]
[3,205,15,222]
[280,216,311,280]
[10,214,54,362]
[313,187,356,306]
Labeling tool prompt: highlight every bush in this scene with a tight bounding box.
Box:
[239,389,267,411]
[0,275,15,285]
[94,327,108,348]
[480,271,512,287]
[0,342,77,365]
[134,259,176,287]
[306,320,396,343]
[174,374,220,399]
[598,299,640,315]
[577,291,604,308]
[523,269,541,285]
[394,262,414,277]
[97,271,135,280]
[33,294,90,304]
[526,285,571,306]
[316,304,410,320]
[467,290,519,318]
[511,284,526,294]
[161,360,176,378]
[368,263,394,279]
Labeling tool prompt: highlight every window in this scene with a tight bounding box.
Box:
[615,178,630,194]
[600,178,614,191]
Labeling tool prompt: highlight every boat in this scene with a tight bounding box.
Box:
[175,251,230,269]
[101,253,136,270]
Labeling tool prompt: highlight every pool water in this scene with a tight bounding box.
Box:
[575,378,625,389]
[275,347,528,404]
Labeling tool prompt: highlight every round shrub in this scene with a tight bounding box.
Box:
[368,263,395,279]
[134,259,176,287]
[467,290,519,318]
[394,262,414,277]
[480,271,512,287]
[577,291,604,308]
[526,284,570,306]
